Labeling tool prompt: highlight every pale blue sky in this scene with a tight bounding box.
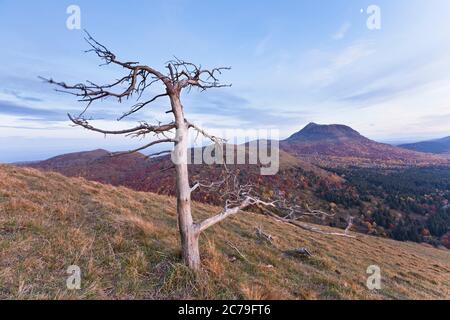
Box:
[1,0,450,162]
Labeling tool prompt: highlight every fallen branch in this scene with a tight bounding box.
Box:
[259,206,356,238]
[255,226,274,244]
[226,241,250,263]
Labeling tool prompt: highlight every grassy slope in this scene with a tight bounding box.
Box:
[0,165,449,300]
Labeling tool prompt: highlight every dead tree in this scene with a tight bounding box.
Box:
[42,32,233,270]
[43,32,353,271]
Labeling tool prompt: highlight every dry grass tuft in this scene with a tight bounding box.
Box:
[203,240,226,278]
[114,212,157,236]
[240,282,283,300]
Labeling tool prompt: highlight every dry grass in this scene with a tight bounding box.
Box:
[0,164,449,300]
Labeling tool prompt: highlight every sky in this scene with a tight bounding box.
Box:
[0,0,450,162]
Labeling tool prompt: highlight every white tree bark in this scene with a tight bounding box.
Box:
[171,93,201,270]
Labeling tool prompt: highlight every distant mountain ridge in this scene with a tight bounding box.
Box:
[286,122,365,142]
[35,149,111,168]
[24,123,450,183]
[281,122,449,167]
[399,136,450,155]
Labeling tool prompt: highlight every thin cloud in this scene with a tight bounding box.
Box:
[332,22,351,40]
[298,41,375,88]
[186,90,306,129]
[3,90,43,102]
[0,124,64,130]
[332,42,374,68]
[254,32,273,56]
[0,100,64,120]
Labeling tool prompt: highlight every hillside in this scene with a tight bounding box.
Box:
[22,137,450,247]
[399,136,450,155]
[0,164,449,299]
[25,146,343,212]
[281,123,449,167]
[26,149,154,187]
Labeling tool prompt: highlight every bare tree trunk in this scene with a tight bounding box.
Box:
[171,93,201,270]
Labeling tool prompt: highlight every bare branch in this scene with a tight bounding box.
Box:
[255,226,275,243]
[194,171,353,238]
[226,241,250,263]
[83,30,169,84]
[281,202,336,220]
[260,206,356,238]
[40,32,173,118]
[118,93,169,121]
[186,120,227,145]
[190,179,226,193]
[111,139,175,157]
[196,194,277,234]
[145,150,172,159]
[68,114,176,136]
[165,57,232,91]
[196,197,252,234]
